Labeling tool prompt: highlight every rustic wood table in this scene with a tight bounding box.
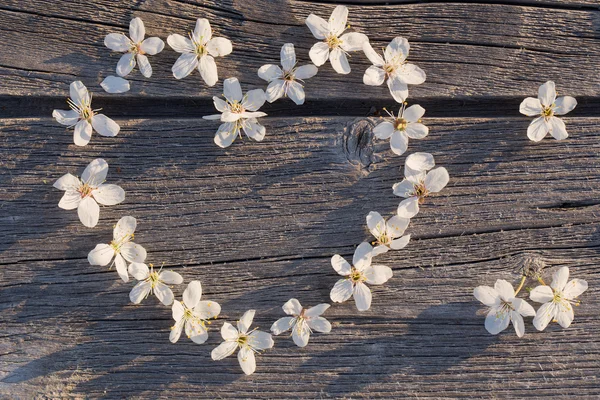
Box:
[1,0,599,398]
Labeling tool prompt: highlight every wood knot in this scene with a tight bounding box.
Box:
[343,118,376,170]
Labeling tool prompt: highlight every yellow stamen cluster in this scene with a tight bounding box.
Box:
[326,35,341,49]
[349,267,365,283]
[78,183,93,199]
[394,118,408,131]
[413,183,429,203]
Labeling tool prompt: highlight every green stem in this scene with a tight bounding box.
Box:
[514,275,527,296]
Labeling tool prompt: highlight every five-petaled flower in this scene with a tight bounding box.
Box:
[393,152,449,218]
[330,242,393,311]
[170,281,221,344]
[53,158,125,228]
[519,81,577,142]
[167,18,233,86]
[203,77,268,148]
[373,103,428,156]
[104,17,165,78]
[87,216,146,282]
[270,299,331,347]
[366,211,410,256]
[530,267,587,331]
[211,310,274,375]
[474,279,536,337]
[258,43,318,105]
[363,37,426,103]
[52,81,120,146]
[305,5,368,74]
[128,262,183,306]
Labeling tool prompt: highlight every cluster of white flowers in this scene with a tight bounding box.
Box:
[47,4,587,377]
[474,267,587,337]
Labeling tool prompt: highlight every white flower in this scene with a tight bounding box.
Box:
[203,78,267,148]
[104,17,165,78]
[473,279,536,337]
[211,310,274,375]
[167,18,233,85]
[53,159,125,228]
[87,216,146,282]
[101,76,130,94]
[363,37,426,103]
[305,5,368,74]
[52,81,120,146]
[128,263,183,306]
[170,281,221,344]
[366,211,410,257]
[519,81,577,142]
[330,242,392,311]
[373,104,428,156]
[393,152,449,218]
[270,299,331,347]
[258,43,318,105]
[530,267,588,331]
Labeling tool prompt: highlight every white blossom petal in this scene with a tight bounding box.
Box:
[242,119,266,142]
[519,97,543,116]
[87,243,114,266]
[294,64,318,80]
[512,298,536,317]
[242,89,266,111]
[309,42,330,66]
[538,81,556,107]
[330,279,353,303]
[195,300,221,320]
[424,167,449,193]
[364,265,393,285]
[172,53,199,79]
[287,81,305,105]
[280,43,296,72]
[366,211,385,238]
[137,54,152,78]
[390,235,410,250]
[292,320,311,347]
[114,253,128,282]
[305,14,329,40]
[397,196,419,218]
[373,121,394,139]
[58,191,82,210]
[183,280,202,309]
[527,116,549,142]
[563,279,588,300]
[265,80,285,103]
[92,184,125,205]
[220,322,239,340]
[160,270,183,285]
[206,37,232,57]
[484,307,510,334]
[353,242,373,271]
[339,32,368,52]
[385,37,409,63]
[556,302,574,328]
[167,34,194,53]
[551,267,570,292]
[283,298,303,315]
[390,131,408,156]
[70,81,90,106]
[386,215,409,238]
[140,37,164,55]
[270,317,294,335]
[211,340,237,360]
[533,301,557,331]
[129,281,151,304]
[511,311,526,337]
[395,63,426,85]
[237,309,255,334]
[529,285,554,303]
[188,323,209,344]
[363,66,385,86]
[223,77,243,103]
[54,173,81,191]
[53,109,80,126]
[193,18,212,44]
[362,41,384,66]
[554,96,577,115]
[238,346,256,375]
[214,122,237,148]
[548,116,568,140]
[74,119,92,146]
[91,114,120,137]
[331,255,351,276]
[405,123,428,139]
[406,152,435,172]
[305,304,330,318]
[128,262,149,280]
[328,5,348,37]
[403,104,425,122]
[170,317,185,343]
[114,216,136,239]
[248,330,274,350]
[101,76,130,94]
[307,316,331,333]
[258,64,283,82]
[116,53,136,77]
[129,17,145,43]
[77,197,100,227]
[387,75,409,103]
[199,55,218,86]
[494,279,515,301]
[473,286,500,307]
[353,282,372,311]
[104,33,130,52]
[154,282,175,306]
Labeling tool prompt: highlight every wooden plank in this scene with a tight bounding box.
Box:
[1,1,600,101]
[1,116,600,397]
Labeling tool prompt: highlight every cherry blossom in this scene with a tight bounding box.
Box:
[393,152,449,218]
[366,211,410,256]
[203,78,267,147]
[52,81,120,146]
[128,263,183,306]
[53,159,125,228]
[373,103,428,156]
[330,242,392,311]
[170,281,221,344]
[167,18,232,85]
[104,17,165,78]
[519,81,577,142]
[305,5,368,74]
[211,310,274,375]
[363,37,426,103]
[270,299,331,347]
[258,43,318,105]
[88,216,146,282]
[530,267,587,330]
[474,279,536,337]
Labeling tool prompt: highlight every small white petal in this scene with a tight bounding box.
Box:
[223,77,243,103]
[77,197,100,227]
[551,267,570,292]
[116,53,136,77]
[292,321,311,347]
[554,96,577,115]
[211,340,237,360]
[154,282,175,306]
[265,80,285,103]
[385,37,409,63]
[392,180,414,198]
[172,53,199,79]
[403,104,425,122]
[167,34,194,53]
[170,317,185,343]
[242,119,266,142]
[53,109,79,126]
[363,66,385,86]
[70,81,90,106]
[397,197,419,218]
[405,123,428,139]
[140,37,164,55]
[563,279,588,300]
[329,48,350,74]
[128,262,149,280]
[214,122,237,148]
[221,322,239,340]
[328,5,348,36]
[188,322,209,344]
[547,116,568,140]
[92,184,125,205]
[199,55,218,86]
[87,243,114,266]
[386,215,409,238]
[353,242,373,271]
[527,116,549,142]
[206,37,233,57]
[248,330,274,350]
[160,270,183,285]
[258,64,283,82]
[353,282,372,311]
[114,216,136,239]
[305,14,329,39]
[114,253,128,282]
[373,121,394,139]
[280,43,296,72]
[364,265,393,285]
[406,152,435,171]
[533,302,557,331]
[242,89,266,111]
[387,75,409,103]
[330,279,353,303]
[362,41,384,66]
[390,235,410,250]
[271,317,294,335]
[473,286,500,307]
[424,167,449,193]
[287,81,305,105]
[512,298,536,317]
[104,33,130,52]
[237,309,255,334]
[331,254,351,276]
[519,97,543,116]
[494,279,515,301]
[183,280,202,309]
[305,304,330,318]
[307,316,331,333]
[193,18,212,44]
[339,32,368,52]
[74,119,92,146]
[395,63,426,85]
[556,302,574,328]
[54,173,81,191]
[137,54,152,78]
[58,191,81,210]
[366,211,385,238]
[538,81,556,106]
[282,298,302,315]
[294,64,318,80]
[100,76,130,94]
[484,307,510,334]
[511,311,526,337]
[238,346,256,375]
[129,281,151,304]
[309,42,330,67]
[529,285,554,303]
[172,301,185,322]
[390,131,408,156]
[129,17,145,43]
[195,300,221,320]
[91,114,120,137]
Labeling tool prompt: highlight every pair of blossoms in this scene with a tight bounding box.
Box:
[474,267,588,337]
[331,152,449,311]
[85,216,332,375]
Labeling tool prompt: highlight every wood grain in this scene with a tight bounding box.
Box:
[1,116,599,398]
[0,0,599,104]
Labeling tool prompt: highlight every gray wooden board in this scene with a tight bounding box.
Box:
[1,116,600,398]
[1,0,600,398]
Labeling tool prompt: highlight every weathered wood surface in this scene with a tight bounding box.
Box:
[1,0,600,398]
